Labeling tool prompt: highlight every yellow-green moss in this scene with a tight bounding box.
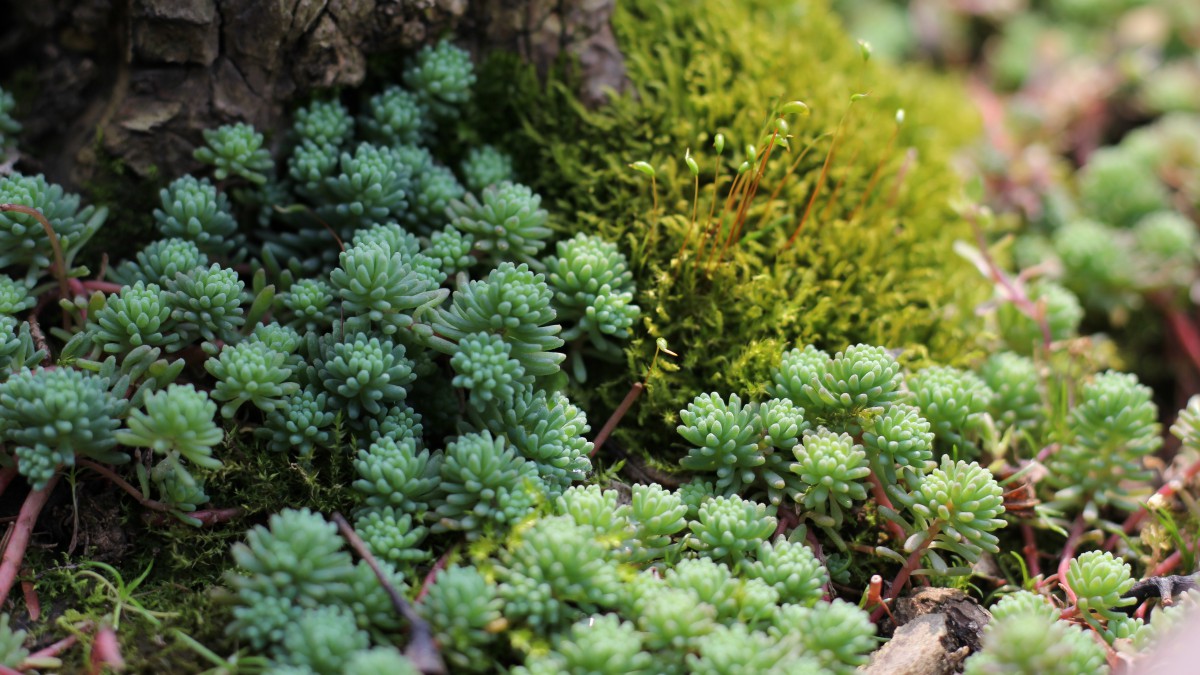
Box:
[476,0,988,455]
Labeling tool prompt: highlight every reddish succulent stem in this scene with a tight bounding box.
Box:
[0,204,69,304]
[591,382,645,456]
[804,527,832,601]
[867,470,907,542]
[1106,456,1200,550]
[871,522,941,622]
[0,474,62,606]
[81,280,124,295]
[1160,301,1200,374]
[25,629,81,658]
[1153,550,1182,577]
[1022,524,1042,579]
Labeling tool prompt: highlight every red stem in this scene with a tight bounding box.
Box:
[1152,550,1182,577]
[1161,303,1200,374]
[0,474,61,605]
[81,280,124,295]
[871,522,941,622]
[76,459,171,513]
[867,470,907,542]
[1022,524,1042,579]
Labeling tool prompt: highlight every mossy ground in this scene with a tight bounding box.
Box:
[475,0,989,458]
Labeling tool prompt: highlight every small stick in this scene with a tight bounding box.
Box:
[416,546,458,602]
[332,513,445,675]
[591,382,645,456]
[0,474,62,605]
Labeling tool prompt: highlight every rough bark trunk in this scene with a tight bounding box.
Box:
[0,0,625,189]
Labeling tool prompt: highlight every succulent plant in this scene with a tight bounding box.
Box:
[405,164,466,235]
[353,506,430,567]
[318,143,413,233]
[194,122,274,185]
[353,436,443,513]
[0,173,106,272]
[678,392,763,494]
[988,590,1060,623]
[311,330,417,422]
[0,274,34,315]
[791,428,870,528]
[978,351,1043,432]
[88,282,179,356]
[0,613,29,669]
[205,341,299,419]
[0,87,20,149]
[425,225,475,277]
[330,241,447,337]
[402,39,476,119]
[460,145,515,193]
[499,516,622,631]
[908,457,1006,564]
[418,565,503,672]
[470,387,593,497]
[153,175,240,259]
[742,537,828,607]
[434,430,544,536]
[359,85,429,147]
[1078,147,1169,228]
[517,614,653,675]
[687,494,777,563]
[771,600,876,674]
[0,367,127,489]
[545,232,640,365]
[109,238,209,287]
[167,263,246,345]
[450,331,530,411]
[963,611,1107,675]
[450,182,552,268]
[1050,371,1160,507]
[861,402,934,486]
[292,99,354,149]
[906,365,994,455]
[281,278,339,332]
[627,483,688,561]
[430,262,565,377]
[257,387,336,459]
[115,383,223,469]
[276,605,370,674]
[1066,550,1136,624]
[996,280,1083,352]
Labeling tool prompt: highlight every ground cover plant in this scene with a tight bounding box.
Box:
[0,0,1198,672]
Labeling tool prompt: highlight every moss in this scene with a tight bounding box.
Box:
[80,145,164,269]
[476,0,988,456]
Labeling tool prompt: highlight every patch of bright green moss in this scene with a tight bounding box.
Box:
[476,0,988,456]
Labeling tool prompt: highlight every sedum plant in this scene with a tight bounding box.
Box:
[460,145,515,193]
[153,175,240,259]
[193,122,274,185]
[450,182,552,269]
[403,39,476,120]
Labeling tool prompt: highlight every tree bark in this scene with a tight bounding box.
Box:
[0,0,625,189]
